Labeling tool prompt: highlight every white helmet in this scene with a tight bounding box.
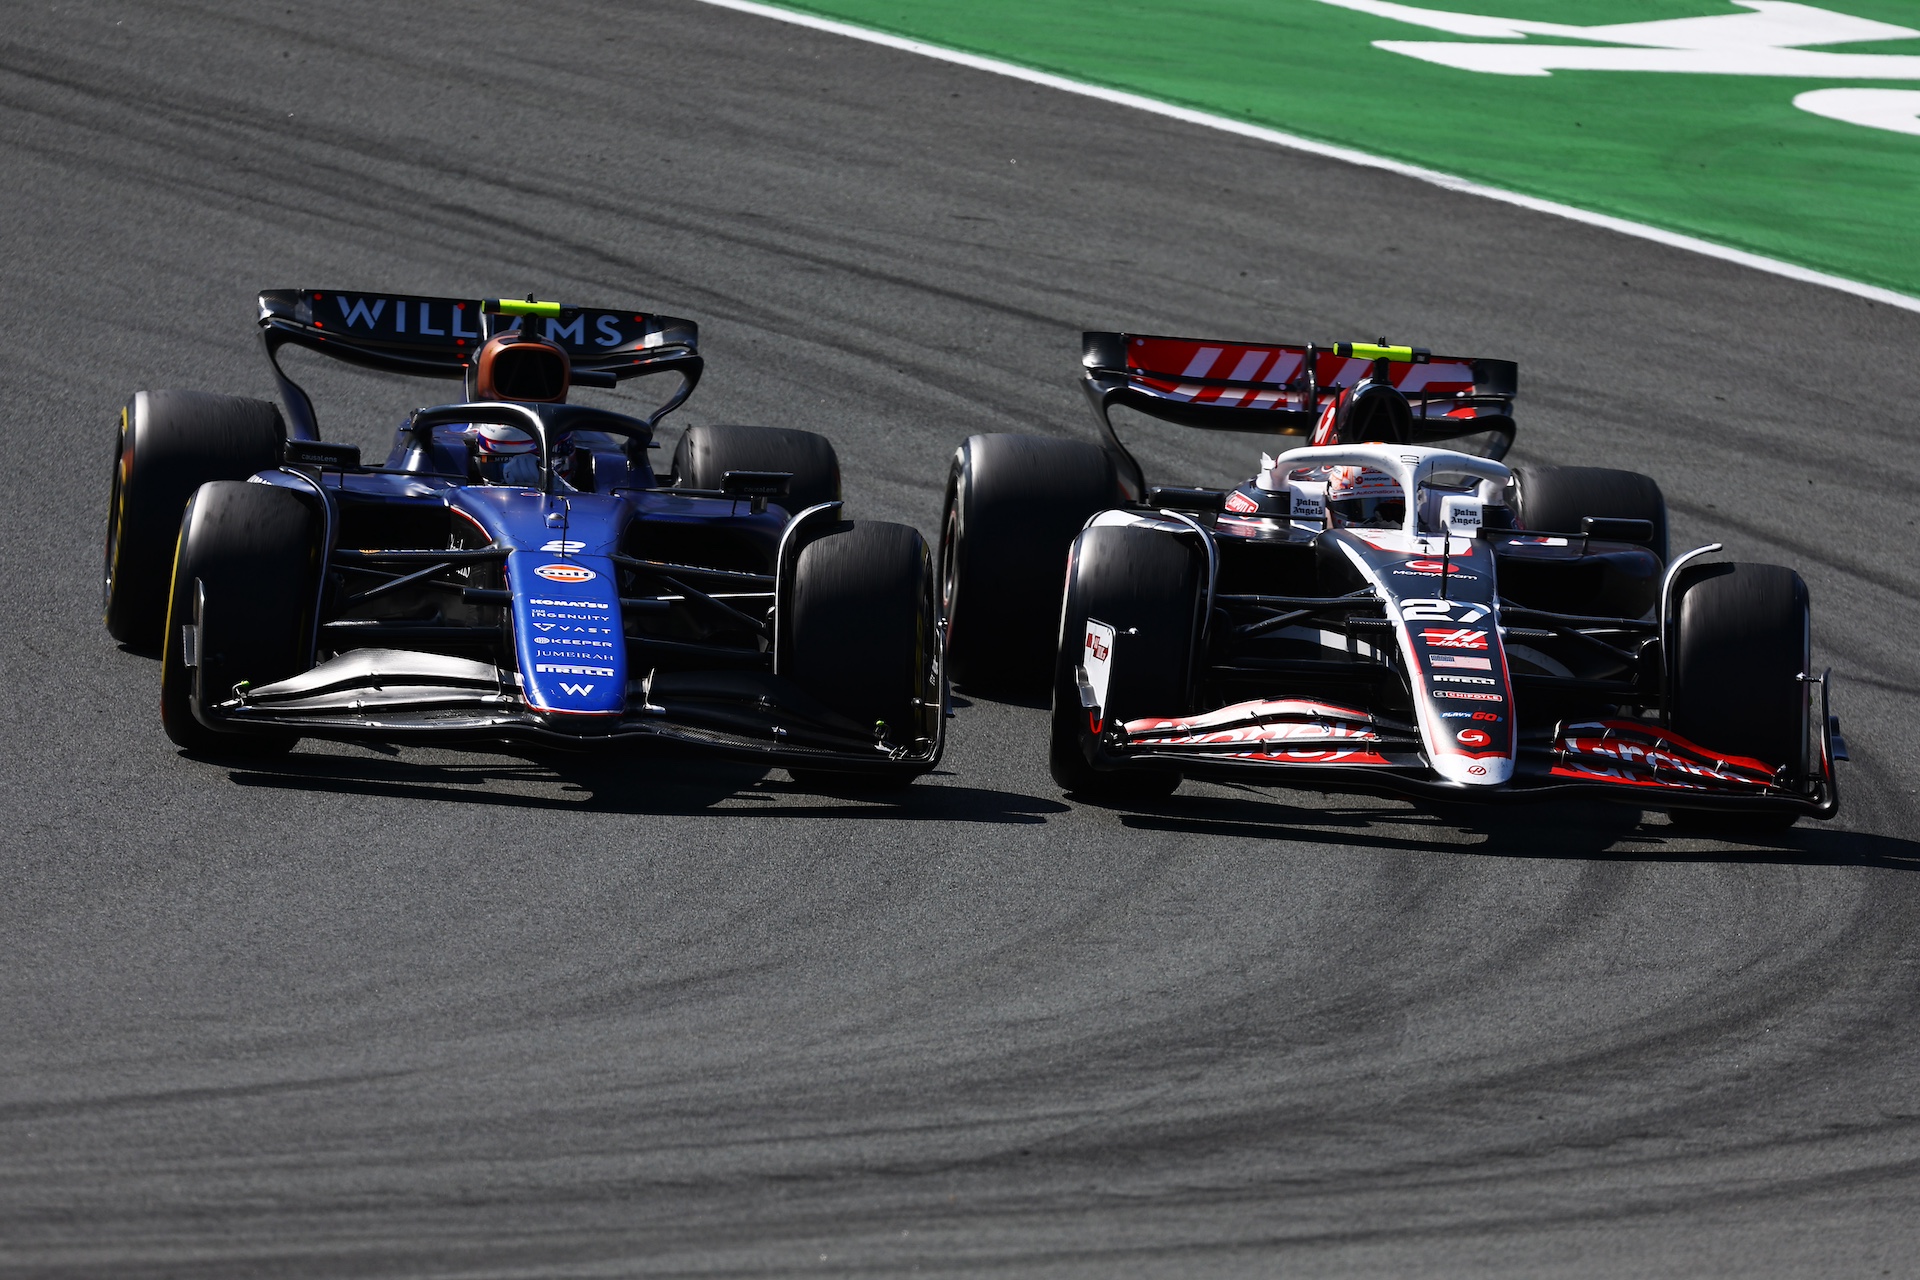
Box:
[1316,462,1405,527]
[472,423,539,457]
[1322,464,1403,503]
[468,423,569,485]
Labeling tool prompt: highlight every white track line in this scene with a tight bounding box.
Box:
[695,0,1920,315]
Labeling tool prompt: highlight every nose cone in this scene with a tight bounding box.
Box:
[509,552,626,718]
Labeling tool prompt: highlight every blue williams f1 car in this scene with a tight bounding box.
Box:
[103,290,943,780]
[940,332,1843,825]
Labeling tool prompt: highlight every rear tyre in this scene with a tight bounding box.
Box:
[104,390,287,649]
[1048,524,1201,799]
[785,520,937,785]
[942,433,1120,693]
[1668,562,1810,833]
[1511,464,1668,563]
[672,423,841,516]
[159,481,318,756]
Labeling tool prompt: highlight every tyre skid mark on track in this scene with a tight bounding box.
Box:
[7,1,1920,1270]
[1,130,1074,450]
[0,43,1083,335]
[1664,497,1918,602]
[693,0,1920,314]
[0,1070,416,1124]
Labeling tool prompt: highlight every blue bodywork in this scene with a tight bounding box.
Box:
[211,290,942,776]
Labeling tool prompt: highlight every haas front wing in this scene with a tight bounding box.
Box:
[1080,529,1838,816]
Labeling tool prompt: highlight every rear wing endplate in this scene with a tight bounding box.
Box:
[258,290,702,440]
[1081,331,1517,497]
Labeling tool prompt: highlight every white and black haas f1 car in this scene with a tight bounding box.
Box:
[941,332,1843,823]
[103,290,943,781]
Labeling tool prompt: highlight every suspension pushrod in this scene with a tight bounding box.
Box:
[611,555,774,588]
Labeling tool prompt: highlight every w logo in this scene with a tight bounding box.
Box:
[559,682,596,696]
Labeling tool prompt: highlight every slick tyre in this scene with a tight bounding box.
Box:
[672,423,841,516]
[1048,524,1202,799]
[1668,562,1810,832]
[941,433,1120,693]
[785,520,938,783]
[104,390,288,649]
[1511,464,1668,563]
[160,481,318,756]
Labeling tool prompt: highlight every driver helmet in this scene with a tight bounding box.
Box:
[464,329,573,485]
[1320,462,1405,528]
[470,422,551,486]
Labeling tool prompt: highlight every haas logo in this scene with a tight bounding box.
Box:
[1422,628,1488,650]
[1086,631,1110,662]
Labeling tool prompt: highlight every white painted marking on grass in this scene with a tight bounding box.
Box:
[1796,87,1920,136]
[1321,0,1920,65]
[690,0,1920,314]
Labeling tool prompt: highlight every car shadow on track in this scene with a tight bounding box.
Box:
[1112,789,1920,869]
[220,749,1067,825]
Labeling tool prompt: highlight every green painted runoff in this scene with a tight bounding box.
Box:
[767,0,1920,298]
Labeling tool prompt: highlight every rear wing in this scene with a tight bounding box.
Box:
[258,290,702,440]
[1081,331,1516,496]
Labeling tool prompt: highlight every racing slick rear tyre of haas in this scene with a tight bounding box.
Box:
[104,390,288,650]
[942,433,1120,693]
[671,423,842,515]
[1048,524,1202,800]
[786,520,937,786]
[1510,464,1669,563]
[1668,562,1810,832]
[159,481,318,756]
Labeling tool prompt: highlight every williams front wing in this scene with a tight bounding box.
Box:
[204,651,942,776]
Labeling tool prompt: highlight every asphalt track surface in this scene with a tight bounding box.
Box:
[4,3,1920,1276]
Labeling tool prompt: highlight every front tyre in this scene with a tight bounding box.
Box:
[942,433,1120,693]
[160,481,319,756]
[1048,524,1202,799]
[1668,561,1810,832]
[105,390,287,649]
[785,520,939,784]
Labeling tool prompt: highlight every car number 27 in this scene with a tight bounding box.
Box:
[1400,598,1490,624]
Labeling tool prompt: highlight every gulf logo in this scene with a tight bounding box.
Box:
[535,563,596,584]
